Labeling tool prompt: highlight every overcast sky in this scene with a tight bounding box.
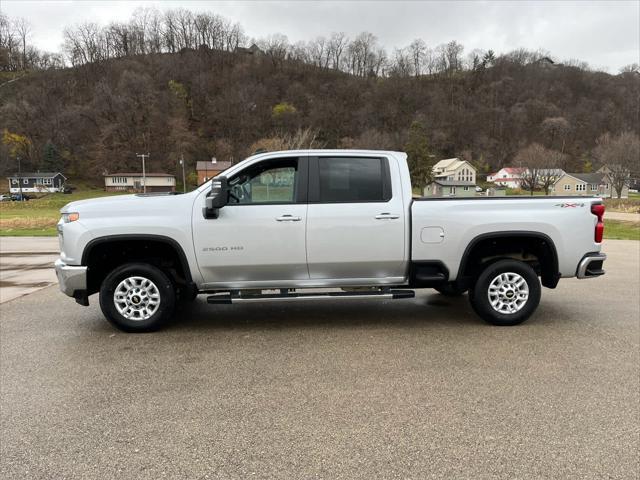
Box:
[2,0,638,72]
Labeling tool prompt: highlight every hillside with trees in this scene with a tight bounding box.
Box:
[1,8,638,186]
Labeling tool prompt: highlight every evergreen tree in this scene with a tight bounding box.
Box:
[404,120,433,190]
[42,141,63,171]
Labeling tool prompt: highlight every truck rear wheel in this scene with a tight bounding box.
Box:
[99,263,176,332]
[469,259,541,326]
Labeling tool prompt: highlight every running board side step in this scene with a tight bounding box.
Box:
[207,290,415,304]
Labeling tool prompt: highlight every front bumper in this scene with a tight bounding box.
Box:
[576,253,606,279]
[54,259,87,297]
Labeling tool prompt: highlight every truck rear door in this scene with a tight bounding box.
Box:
[305,155,407,282]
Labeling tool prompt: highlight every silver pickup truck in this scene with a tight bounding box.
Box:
[55,150,606,332]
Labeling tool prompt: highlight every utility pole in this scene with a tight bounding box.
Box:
[17,155,23,200]
[179,153,186,193]
[136,153,149,193]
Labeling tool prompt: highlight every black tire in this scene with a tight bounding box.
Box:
[435,282,468,297]
[99,263,176,332]
[469,259,541,326]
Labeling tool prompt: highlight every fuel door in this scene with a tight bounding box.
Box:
[420,226,445,244]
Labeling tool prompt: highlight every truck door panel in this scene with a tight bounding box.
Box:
[192,156,309,285]
[306,156,406,280]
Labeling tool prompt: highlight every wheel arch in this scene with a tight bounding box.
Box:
[457,231,560,289]
[82,234,194,295]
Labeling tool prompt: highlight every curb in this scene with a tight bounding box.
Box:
[1,251,59,256]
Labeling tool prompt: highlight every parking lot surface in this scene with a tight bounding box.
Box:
[0,240,638,479]
[0,237,59,303]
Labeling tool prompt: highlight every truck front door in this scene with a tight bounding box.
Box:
[192,156,309,287]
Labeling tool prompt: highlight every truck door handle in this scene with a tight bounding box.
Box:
[276,215,302,222]
[375,213,400,220]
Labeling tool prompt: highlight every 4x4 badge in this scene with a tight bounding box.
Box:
[554,203,585,208]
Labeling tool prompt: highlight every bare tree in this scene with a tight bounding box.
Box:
[593,132,639,198]
[224,21,245,52]
[13,18,30,69]
[249,128,325,153]
[345,32,378,77]
[619,63,639,74]
[371,47,387,76]
[0,13,19,71]
[162,10,178,53]
[390,47,413,77]
[541,117,571,153]
[63,22,106,65]
[515,143,565,195]
[258,33,289,66]
[327,32,347,70]
[174,8,195,50]
[287,40,308,64]
[193,12,212,47]
[436,40,463,75]
[146,8,163,53]
[307,36,327,68]
[408,38,426,77]
[422,45,436,74]
[105,22,131,57]
[283,127,325,149]
[0,14,12,50]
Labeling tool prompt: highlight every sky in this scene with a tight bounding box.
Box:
[1,0,639,72]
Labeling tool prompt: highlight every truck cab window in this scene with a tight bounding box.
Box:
[317,157,390,202]
[228,158,298,204]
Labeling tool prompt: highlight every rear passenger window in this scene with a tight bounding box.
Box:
[318,157,390,202]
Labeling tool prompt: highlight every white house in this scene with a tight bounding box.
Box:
[432,158,477,184]
[487,167,527,189]
[104,173,176,193]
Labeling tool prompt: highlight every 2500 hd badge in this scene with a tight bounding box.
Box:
[202,246,244,252]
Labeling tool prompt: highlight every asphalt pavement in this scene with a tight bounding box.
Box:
[0,237,59,303]
[0,240,638,479]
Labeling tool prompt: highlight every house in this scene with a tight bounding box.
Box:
[432,158,477,184]
[7,172,66,193]
[104,173,176,193]
[487,167,527,189]
[234,43,263,56]
[551,172,628,198]
[596,165,634,196]
[197,160,233,184]
[423,180,477,197]
[534,56,563,68]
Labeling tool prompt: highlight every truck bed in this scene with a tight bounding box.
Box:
[410,196,602,280]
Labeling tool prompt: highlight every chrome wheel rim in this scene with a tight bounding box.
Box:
[487,272,529,314]
[113,276,161,321]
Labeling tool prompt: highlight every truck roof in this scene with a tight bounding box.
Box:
[246,149,406,160]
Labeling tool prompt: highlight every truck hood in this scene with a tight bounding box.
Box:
[60,193,186,214]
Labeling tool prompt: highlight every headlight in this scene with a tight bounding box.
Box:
[62,212,80,223]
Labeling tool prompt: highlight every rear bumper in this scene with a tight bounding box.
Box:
[576,253,606,279]
[54,259,87,297]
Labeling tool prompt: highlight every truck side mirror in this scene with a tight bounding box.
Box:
[203,176,229,219]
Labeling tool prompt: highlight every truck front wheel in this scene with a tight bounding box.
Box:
[469,259,541,326]
[99,263,176,332]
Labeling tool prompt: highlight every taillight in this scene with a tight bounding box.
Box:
[591,203,605,243]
